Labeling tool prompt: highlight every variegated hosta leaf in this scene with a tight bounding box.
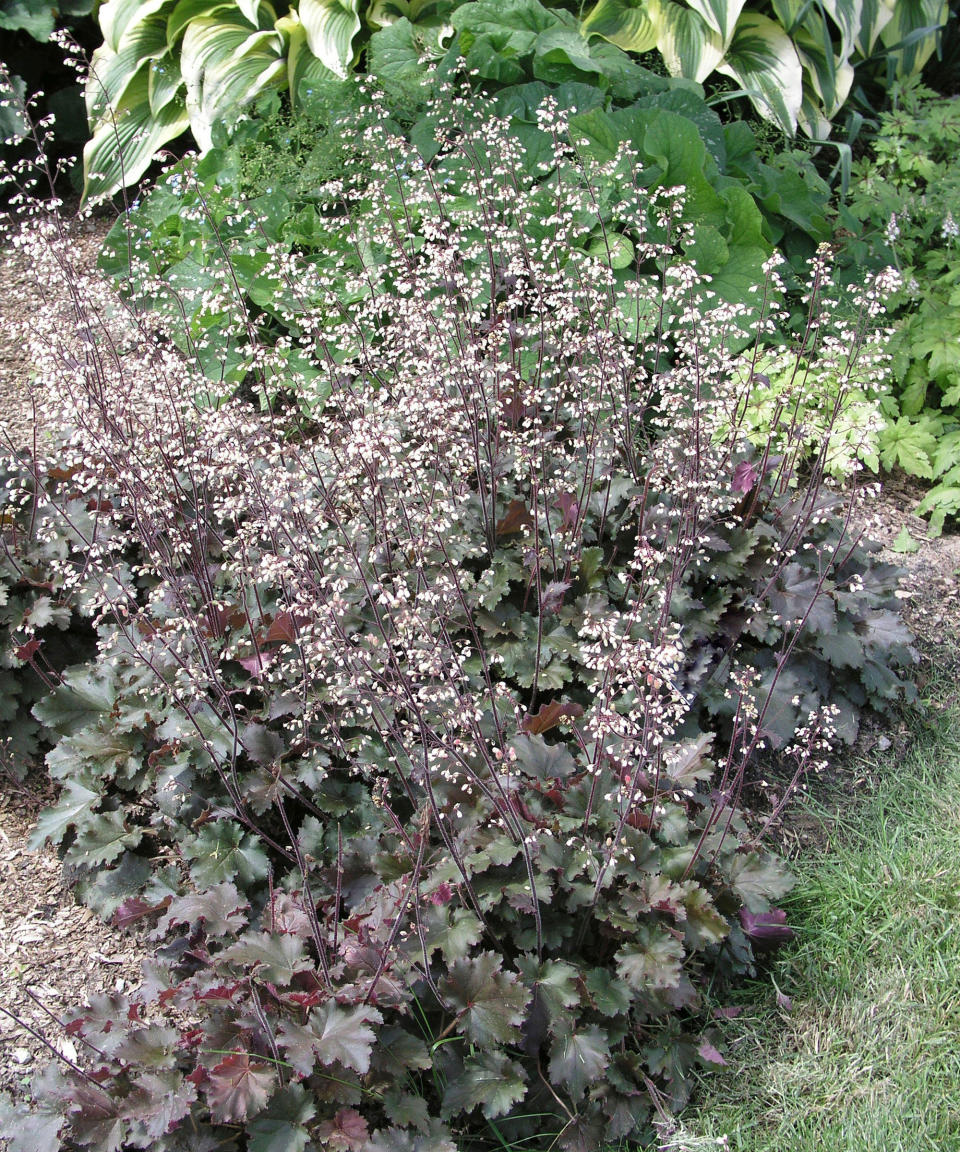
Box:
[656,0,725,81]
[166,0,237,47]
[98,0,174,53]
[367,0,409,27]
[717,12,803,134]
[797,79,833,139]
[85,15,169,121]
[147,51,183,114]
[276,11,342,108]
[298,0,363,77]
[818,0,864,63]
[180,13,286,151]
[794,23,853,121]
[855,0,896,54]
[581,0,661,54]
[684,0,749,45]
[880,0,948,77]
[82,69,189,203]
[769,0,807,35]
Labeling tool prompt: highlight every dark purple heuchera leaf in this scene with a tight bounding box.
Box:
[315,1107,370,1150]
[520,699,584,735]
[553,491,580,531]
[121,1070,197,1140]
[548,1027,611,1101]
[219,932,310,983]
[739,907,794,943]
[495,499,534,537]
[277,1003,382,1076]
[204,1052,275,1124]
[539,580,571,614]
[441,1051,528,1120]
[439,953,530,1047]
[732,461,758,493]
[154,882,249,939]
[113,895,170,931]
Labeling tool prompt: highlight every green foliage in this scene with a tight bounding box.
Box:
[837,81,960,533]
[81,0,949,200]
[95,77,831,400]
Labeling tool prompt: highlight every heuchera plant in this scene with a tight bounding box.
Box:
[0,90,913,1151]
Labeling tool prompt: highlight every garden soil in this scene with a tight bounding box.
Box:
[1,209,960,1105]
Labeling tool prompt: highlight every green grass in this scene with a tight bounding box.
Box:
[656,687,960,1152]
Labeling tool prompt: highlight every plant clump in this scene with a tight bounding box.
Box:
[0,89,915,1151]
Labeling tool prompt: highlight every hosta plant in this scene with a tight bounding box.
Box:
[1,97,914,1150]
[80,0,951,202]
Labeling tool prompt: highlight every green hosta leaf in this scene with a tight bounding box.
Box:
[299,0,363,77]
[180,13,285,150]
[441,1052,528,1119]
[147,51,183,114]
[656,0,725,82]
[65,809,143,868]
[85,17,169,118]
[247,1085,317,1152]
[183,820,270,886]
[727,852,793,912]
[166,1,237,47]
[29,778,100,850]
[615,925,684,990]
[548,1025,611,1101]
[581,0,660,53]
[82,68,189,202]
[206,1052,275,1124]
[717,12,803,134]
[219,932,310,983]
[856,0,896,53]
[440,952,530,1046]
